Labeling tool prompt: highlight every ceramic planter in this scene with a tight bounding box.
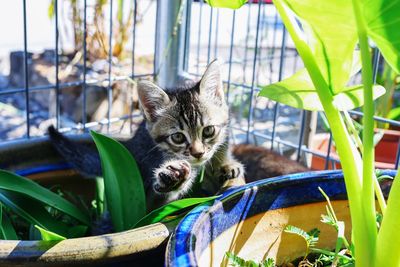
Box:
[166,170,396,267]
[0,136,172,266]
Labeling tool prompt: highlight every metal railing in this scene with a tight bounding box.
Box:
[0,0,399,170]
[179,0,400,170]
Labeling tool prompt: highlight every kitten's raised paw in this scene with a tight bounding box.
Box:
[153,161,191,193]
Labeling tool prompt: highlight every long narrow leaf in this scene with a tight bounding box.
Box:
[91,131,146,232]
[0,189,69,237]
[134,196,219,228]
[0,170,90,225]
[0,204,18,240]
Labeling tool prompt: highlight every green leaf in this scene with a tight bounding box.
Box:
[95,177,105,216]
[260,258,275,267]
[259,69,386,111]
[67,225,88,238]
[284,225,319,257]
[364,0,400,73]
[279,0,358,94]
[91,131,146,232]
[387,106,400,120]
[0,170,90,225]
[226,252,246,266]
[0,189,69,237]
[134,196,219,228]
[35,225,66,241]
[0,204,18,240]
[205,0,247,9]
[225,251,270,267]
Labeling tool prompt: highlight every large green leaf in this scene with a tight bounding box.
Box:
[364,0,400,73]
[35,225,66,241]
[91,131,146,232]
[0,170,90,225]
[0,189,69,237]
[281,0,358,94]
[0,204,18,240]
[259,69,385,111]
[134,196,219,228]
[205,0,247,9]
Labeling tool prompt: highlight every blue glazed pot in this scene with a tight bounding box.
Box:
[166,170,396,267]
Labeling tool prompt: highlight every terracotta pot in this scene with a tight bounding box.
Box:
[166,170,396,266]
[311,130,400,170]
[0,136,172,266]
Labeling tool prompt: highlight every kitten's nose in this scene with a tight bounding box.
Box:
[189,142,204,159]
[191,151,204,159]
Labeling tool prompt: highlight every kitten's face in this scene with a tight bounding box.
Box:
[138,60,228,166]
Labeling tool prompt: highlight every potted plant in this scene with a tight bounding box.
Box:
[0,133,214,266]
[167,0,400,266]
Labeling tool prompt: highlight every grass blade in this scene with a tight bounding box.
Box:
[0,170,90,225]
[91,131,146,232]
[134,196,219,228]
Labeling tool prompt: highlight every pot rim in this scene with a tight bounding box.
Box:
[166,169,397,267]
[0,164,174,265]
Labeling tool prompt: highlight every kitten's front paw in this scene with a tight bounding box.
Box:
[219,161,246,189]
[153,161,191,193]
[219,161,244,181]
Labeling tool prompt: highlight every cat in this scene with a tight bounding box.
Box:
[232,144,309,183]
[49,60,245,211]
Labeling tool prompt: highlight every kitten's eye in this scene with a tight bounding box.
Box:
[202,126,215,138]
[171,132,186,144]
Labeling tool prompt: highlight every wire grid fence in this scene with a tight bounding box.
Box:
[0,0,399,170]
[0,0,157,140]
[183,0,400,170]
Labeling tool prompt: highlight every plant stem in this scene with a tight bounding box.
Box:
[352,0,378,265]
[375,170,400,266]
[343,112,387,214]
[274,1,373,266]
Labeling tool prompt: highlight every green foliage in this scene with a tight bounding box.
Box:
[91,131,146,232]
[284,225,319,258]
[255,0,400,265]
[0,170,90,226]
[260,69,385,111]
[225,252,275,267]
[0,204,18,240]
[206,0,248,9]
[35,225,66,241]
[0,189,89,239]
[363,0,400,74]
[134,196,219,228]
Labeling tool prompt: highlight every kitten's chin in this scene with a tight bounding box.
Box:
[189,158,209,167]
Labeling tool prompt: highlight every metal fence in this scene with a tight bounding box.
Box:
[1,0,399,170]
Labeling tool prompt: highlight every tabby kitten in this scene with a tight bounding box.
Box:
[49,60,245,210]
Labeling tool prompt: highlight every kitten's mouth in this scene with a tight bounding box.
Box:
[190,158,208,166]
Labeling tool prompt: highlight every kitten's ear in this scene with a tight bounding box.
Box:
[137,80,170,121]
[199,59,224,102]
